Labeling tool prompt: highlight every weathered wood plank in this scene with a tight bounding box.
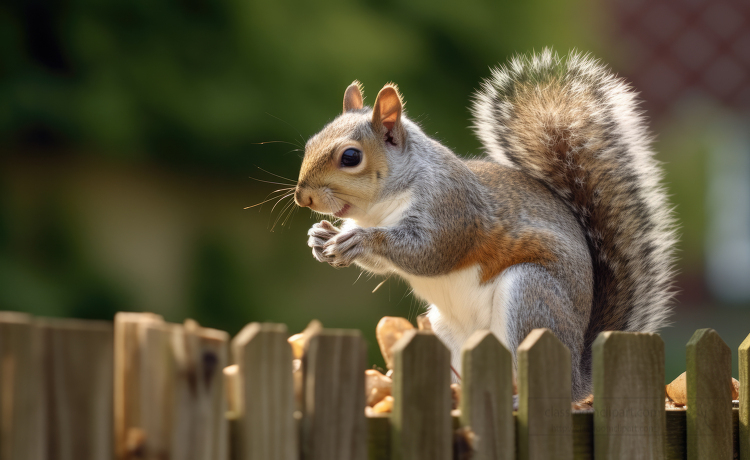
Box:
[0,312,42,460]
[686,328,732,460]
[114,311,163,459]
[38,318,114,460]
[231,323,296,460]
[391,330,452,460]
[460,330,514,460]
[302,329,367,460]
[179,320,230,460]
[115,314,229,460]
[592,331,665,459]
[517,328,573,460]
[740,333,750,460]
[138,321,175,459]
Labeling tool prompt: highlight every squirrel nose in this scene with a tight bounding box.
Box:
[295,187,314,208]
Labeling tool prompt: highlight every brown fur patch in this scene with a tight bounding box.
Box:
[455,226,557,284]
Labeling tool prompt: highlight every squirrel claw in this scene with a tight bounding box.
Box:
[308,221,343,264]
[321,228,364,267]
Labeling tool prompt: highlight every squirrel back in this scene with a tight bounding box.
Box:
[471,49,678,362]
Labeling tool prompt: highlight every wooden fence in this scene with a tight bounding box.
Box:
[0,310,748,460]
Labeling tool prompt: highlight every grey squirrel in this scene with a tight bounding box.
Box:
[293,49,677,400]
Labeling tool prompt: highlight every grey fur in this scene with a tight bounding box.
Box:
[298,49,676,401]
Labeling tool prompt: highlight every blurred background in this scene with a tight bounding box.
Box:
[1,0,748,381]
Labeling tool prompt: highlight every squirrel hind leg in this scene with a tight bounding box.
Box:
[496,263,591,401]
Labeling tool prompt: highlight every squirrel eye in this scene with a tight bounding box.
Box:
[340,148,362,167]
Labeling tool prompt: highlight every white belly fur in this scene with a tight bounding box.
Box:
[345,194,511,364]
[403,265,509,365]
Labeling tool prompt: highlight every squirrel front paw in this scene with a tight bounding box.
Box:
[308,221,340,264]
[322,228,365,268]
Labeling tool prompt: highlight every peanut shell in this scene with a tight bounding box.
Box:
[365,369,392,407]
[372,395,394,413]
[376,317,414,370]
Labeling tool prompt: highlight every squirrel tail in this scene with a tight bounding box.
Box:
[471,49,678,357]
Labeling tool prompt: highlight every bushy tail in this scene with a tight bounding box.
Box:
[471,49,677,353]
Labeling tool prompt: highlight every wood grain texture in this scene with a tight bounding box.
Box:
[740,333,750,460]
[686,328,732,460]
[517,328,573,460]
[114,312,163,459]
[361,408,741,460]
[181,321,230,460]
[592,331,665,459]
[460,330,514,460]
[231,323,296,460]
[301,329,367,460]
[115,314,229,460]
[0,312,42,460]
[391,330,452,460]
[139,321,175,459]
[38,318,114,460]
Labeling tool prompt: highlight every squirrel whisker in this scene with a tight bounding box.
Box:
[270,196,296,231]
[256,166,298,184]
[249,177,298,187]
[245,189,295,210]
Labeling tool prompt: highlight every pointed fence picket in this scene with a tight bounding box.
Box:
[517,328,573,460]
[460,330,514,460]
[686,328,733,460]
[1,311,748,460]
[592,331,665,459]
[301,329,367,460]
[231,322,296,460]
[391,330,452,460]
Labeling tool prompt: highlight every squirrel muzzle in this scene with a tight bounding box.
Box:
[294,186,313,208]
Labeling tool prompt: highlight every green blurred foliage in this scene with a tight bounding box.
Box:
[4,0,734,373]
[1,0,599,174]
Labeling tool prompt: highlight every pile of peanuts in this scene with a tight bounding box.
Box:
[664,372,739,409]
[287,315,457,415]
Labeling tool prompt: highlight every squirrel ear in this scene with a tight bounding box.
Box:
[372,84,404,145]
[343,81,364,113]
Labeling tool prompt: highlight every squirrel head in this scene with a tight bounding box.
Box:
[294,81,407,222]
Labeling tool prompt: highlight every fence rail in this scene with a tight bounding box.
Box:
[0,311,745,460]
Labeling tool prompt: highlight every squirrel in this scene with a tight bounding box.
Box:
[293,49,677,400]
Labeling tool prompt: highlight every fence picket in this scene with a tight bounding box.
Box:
[180,321,230,460]
[0,312,42,460]
[460,330,514,460]
[114,312,164,459]
[391,330,452,460]
[139,321,176,459]
[115,314,229,460]
[517,328,573,460]
[5,310,750,459]
[592,331,665,459]
[231,322,296,460]
[740,333,750,460]
[301,329,367,460]
[686,328,732,460]
[38,318,114,460]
